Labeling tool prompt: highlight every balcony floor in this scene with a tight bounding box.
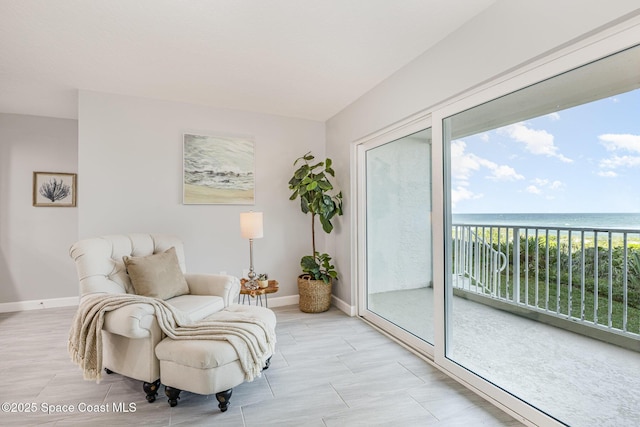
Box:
[369,287,640,427]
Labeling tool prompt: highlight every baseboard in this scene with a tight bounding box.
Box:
[0,296,79,313]
[256,292,355,315]
[332,295,356,316]
[263,293,299,308]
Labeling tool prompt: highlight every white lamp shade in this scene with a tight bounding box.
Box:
[240,212,264,239]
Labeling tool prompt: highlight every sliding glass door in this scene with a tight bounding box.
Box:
[355,25,640,427]
[440,43,640,427]
[358,122,434,348]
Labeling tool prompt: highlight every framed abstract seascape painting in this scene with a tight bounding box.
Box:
[183,133,255,205]
[33,172,77,207]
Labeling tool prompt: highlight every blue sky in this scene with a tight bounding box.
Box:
[451,88,640,214]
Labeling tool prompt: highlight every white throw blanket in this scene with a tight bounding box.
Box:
[68,293,276,383]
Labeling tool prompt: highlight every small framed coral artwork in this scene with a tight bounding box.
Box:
[33,172,77,207]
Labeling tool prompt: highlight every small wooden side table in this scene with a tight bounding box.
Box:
[239,279,279,307]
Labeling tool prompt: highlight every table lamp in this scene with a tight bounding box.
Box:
[240,211,263,290]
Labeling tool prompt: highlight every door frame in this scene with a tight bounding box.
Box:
[353,112,434,357]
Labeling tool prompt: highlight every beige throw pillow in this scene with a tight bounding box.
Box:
[123,247,189,300]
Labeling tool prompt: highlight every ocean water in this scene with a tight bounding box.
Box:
[452,213,640,230]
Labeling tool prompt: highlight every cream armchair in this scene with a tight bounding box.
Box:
[69,233,240,402]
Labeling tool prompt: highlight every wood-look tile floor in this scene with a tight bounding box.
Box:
[0,305,523,426]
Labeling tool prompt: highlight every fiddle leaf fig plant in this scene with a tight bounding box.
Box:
[289,152,343,282]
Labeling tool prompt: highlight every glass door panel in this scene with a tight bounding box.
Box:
[365,128,433,344]
[442,44,640,427]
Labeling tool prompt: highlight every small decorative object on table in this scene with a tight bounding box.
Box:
[240,278,279,307]
[257,273,269,288]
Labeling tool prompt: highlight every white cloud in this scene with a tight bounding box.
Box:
[450,140,523,208]
[451,185,482,208]
[450,140,479,180]
[451,140,524,182]
[599,155,640,169]
[489,165,524,181]
[597,134,640,176]
[598,133,640,153]
[526,178,563,195]
[498,122,572,163]
[549,180,563,190]
[480,133,489,142]
[547,112,560,121]
[526,185,541,194]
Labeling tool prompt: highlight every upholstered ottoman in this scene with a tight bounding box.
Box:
[155,304,276,411]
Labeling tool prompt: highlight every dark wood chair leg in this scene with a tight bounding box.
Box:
[215,389,233,412]
[143,379,161,403]
[263,356,272,370]
[164,386,181,407]
[104,368,113,374]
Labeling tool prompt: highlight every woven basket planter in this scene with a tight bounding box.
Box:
[297,275,332,313]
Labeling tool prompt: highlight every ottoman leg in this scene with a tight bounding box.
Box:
[164,386,182,407]
[263,356,272,370]
[143,379,161,403]
[215,389,233,412]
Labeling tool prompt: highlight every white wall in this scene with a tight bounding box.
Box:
[0,113,78,304]
[326,0,640,305]
[78,91,325,299]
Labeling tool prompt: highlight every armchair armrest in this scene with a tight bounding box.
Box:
[102,302,158,339]
[185,273,240,306]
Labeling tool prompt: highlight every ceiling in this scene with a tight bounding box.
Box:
[0,0,495,121]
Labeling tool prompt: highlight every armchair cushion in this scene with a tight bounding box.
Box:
[123,247,189,300]
[101,295,225,338]
[165,295,225,321]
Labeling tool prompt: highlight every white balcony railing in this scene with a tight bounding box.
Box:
[452,224,640,343]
